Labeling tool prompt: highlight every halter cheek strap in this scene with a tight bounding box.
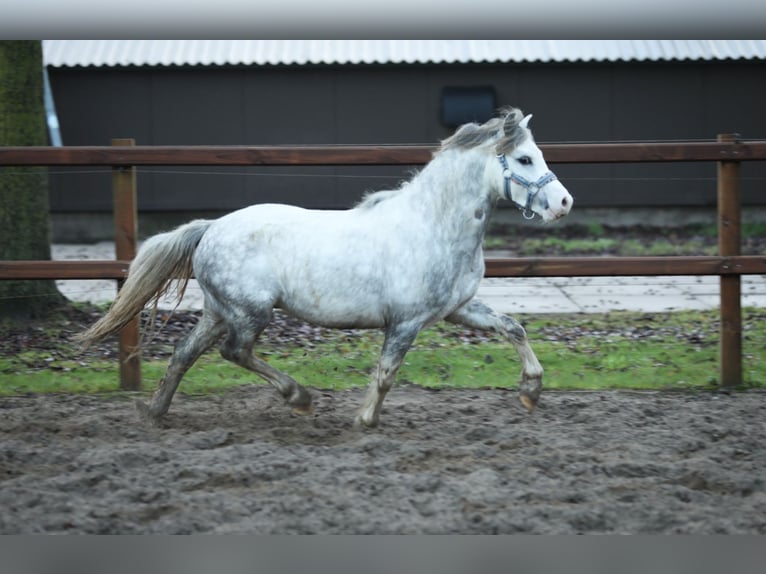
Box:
[497,154,558,220]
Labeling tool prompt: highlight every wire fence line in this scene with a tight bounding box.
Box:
[5,167,764,183]
[2,137,765,388]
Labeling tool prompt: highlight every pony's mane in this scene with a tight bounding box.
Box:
[355,187,406,209]
[356,107,528,210]
[439,106,528,154]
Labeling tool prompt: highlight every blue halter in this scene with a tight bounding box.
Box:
[497,154,558,220]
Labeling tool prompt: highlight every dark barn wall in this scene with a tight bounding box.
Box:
[47,59,766,221]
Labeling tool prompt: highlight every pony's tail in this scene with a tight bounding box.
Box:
[75,219,212,348]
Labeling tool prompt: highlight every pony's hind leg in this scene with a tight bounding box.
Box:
[447,299,543,412]
[136,310,226,422]
[355,321,421,428]
[219,312,313,415]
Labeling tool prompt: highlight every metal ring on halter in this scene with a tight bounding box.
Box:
[497,154,557,220]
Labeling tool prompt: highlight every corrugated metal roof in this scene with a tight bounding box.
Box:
[42,40,766,68]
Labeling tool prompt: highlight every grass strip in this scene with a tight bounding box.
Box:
[1,309,763,396]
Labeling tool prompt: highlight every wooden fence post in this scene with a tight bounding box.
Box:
[717,133,742,388]
[112,138,141,391]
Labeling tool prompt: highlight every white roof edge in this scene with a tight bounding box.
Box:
[42,40,766,69]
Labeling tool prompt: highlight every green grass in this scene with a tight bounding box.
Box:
[513,236,718,256]
[482,221,766,256]
[688,222,766,238]
[520,236,620,254]
[743,222,766,236]
[482,236,507,249]
[2,309,764,396]
[620,239,718,257]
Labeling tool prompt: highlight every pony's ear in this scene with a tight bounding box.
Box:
[502,107,524,135]
[520,114,533,129]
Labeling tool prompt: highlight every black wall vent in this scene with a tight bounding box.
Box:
[440,86,497,128]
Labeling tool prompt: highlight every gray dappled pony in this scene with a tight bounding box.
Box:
[78,107,573,427]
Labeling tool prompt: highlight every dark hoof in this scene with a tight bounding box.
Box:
[519,375,542,413]
[287,386,313,415]
[292,403,314,416]
[135,399,164,426]
[519,393,537,413]
[353,414,378,430]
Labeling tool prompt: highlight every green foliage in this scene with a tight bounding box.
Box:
[520,236,618,254]
[621,239,717,256]
[482,236,507,249]
[524,236,721,257]
[483,221,766,257]
[2,309,764,396]
[684,222,766,238]
[743,222,766,237]
[586,222,606,237]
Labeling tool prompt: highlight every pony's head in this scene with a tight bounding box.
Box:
[494,107,572,221]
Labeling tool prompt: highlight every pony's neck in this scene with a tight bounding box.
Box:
[408,148,496,221]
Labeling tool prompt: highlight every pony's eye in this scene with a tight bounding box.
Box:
[517,156,532,166]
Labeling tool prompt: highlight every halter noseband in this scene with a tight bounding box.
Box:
[496,154,558,220]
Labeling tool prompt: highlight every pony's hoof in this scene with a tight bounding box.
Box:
[135,399,164,425]
[519,393,537,413]
[519,374,542,413]
[353,415,378,430]
[287,387,313,415]
[292,403,314,416]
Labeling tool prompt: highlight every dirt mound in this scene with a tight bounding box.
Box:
[2,386,764,534]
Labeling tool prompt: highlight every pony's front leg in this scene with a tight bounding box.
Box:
[355,322,421,428]
[447,299,543,412]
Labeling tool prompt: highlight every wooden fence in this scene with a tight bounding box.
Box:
[1,136,766,391]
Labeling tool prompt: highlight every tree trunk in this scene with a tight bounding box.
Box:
[0,40,65,317]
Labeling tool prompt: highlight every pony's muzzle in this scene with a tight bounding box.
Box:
[544,186,573,221]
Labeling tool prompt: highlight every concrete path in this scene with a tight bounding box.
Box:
[52,243,766,314]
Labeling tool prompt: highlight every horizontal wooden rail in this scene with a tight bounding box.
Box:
[0,260,130,279]
[2,141,766,166]
[0,145,435,166]
[541,140,766,164]
[4,255,765,280]
[485,255,766,277]
[1,135,763,391]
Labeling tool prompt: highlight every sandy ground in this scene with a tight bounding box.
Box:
[1,385,764,534]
